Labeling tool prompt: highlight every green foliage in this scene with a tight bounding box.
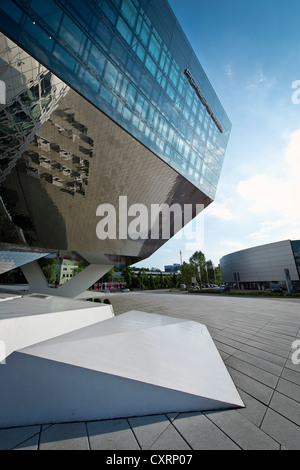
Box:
[42,263,57,284]
[103,298,111,304]
[119,251,220,290]
[102,268,115,282]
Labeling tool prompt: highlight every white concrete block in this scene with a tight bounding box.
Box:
[0,311,244,428]
[0,294,114,363]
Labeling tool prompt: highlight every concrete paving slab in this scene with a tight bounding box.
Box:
[275,377,300,401]
[261,408,300,450]
[0,425,40,450]
[226,367,275,405]
[204,409,280,450]
[87,419,140,450]
[128,414,190,450]
[39,423,89,450]
[225,356,279,388]
[236,390,268,427]
[269,391,300,426]
[172,412,240,450]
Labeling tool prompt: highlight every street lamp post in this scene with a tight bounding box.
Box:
[197,266,202,291]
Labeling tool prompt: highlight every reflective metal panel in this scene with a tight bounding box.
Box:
[0,33,210,263]
[220,240,300,285]
[0,0,231,200]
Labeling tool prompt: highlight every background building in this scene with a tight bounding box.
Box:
[164,263,181,273]
[0,0,231,296]
[220,240,300,292]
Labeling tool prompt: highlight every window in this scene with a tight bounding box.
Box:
[30,0,62,33]
[104,62,119,88]
[140,21,150,46]
[88,44,106,76]
[116,17,132,45]
[102,0,117,24]
[84,70,99,92]
[121,0,138,28]
[133,42,145,62]
[59,14,84,54]
[169,64,179,87]
[149,33,161,62]
[145,55,157,77]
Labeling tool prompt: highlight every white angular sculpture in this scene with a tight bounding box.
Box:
[0,310,244,428]
[0,293,114,363]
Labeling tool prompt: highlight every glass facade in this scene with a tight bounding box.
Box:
[0,32,210,261]
[0,0,231,200]
[0,247,49,274]
[291,240,300,278]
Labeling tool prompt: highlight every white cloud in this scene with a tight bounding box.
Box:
[246,70,276,90]
[205,200,236,220]
[220,241,244,248]
[226,64,233,77]
[236,128,300,240]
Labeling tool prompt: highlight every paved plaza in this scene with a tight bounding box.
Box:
[1,291,300,450]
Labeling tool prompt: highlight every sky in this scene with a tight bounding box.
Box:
[134,0,300,271]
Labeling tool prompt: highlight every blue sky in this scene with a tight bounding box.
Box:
[134,0,300,270]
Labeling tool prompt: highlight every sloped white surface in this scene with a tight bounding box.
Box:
[21,310,244,408]
[0,294,114,362]
[0,311,244,427]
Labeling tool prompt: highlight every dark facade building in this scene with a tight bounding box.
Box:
[0,0,231,292]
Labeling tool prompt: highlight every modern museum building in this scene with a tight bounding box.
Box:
[220,239,300,292]
[0,1,245,428]
[0,0,231,293]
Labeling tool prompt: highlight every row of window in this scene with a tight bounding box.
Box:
[2,0,228,197]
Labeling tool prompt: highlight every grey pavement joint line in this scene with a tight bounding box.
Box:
[259,322,300,429]
[201,412,242,450]
[85,422,91,451]
[9,426,42,451]
[165,414,193,450]
[126,418,142,450]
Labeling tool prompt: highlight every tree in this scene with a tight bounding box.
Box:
[180,261,194,285]
[123,266,133,287]
[189,251,206,284]
[72,261,85,277]
[102,268,115,282]
[42,263,57,285]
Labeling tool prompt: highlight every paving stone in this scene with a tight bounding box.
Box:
[87,419,140,450]
[129,415,190,450]
[281,367,300,386]
[214,340,237,356]
[225,356,279,388]
[275,377,300,402]
[269,391,300,426]
[204,410,280,450]
[227,367,274,405]
[236,390,268,427]
[261,408,300,450]
[245,339,290,358]
[14,434,40,450]
[240,344,287,367]
[172,412,240,450]
[232,349,284,376]
[0,425,40,450]
[39,422,89,450]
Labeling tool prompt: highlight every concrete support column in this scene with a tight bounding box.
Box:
[21,259,113,298]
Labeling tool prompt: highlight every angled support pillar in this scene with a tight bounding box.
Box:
[21,258,113,298]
